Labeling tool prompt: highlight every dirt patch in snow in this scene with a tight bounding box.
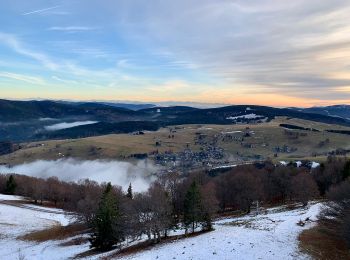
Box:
[18,223,87,242]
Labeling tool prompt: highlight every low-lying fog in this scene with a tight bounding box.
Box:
[0,159,158,192]
[44,121,98,131]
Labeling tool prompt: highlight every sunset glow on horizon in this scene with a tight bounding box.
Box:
[1,1,350,107]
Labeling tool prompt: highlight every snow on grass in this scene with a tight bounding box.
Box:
[0,194,88,260]
[279,161,288,166]
[226,114,264,120]
[0,194,25,201]
[222,131,243,134]
[212,164,237,170]
[120,203,322,260]
[311,162,320,168]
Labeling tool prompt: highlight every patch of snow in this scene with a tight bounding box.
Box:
[222,131,243,134]
[0,195,82,260]
[279,161,288,166]
[296,161,302,167]
[0,194,25,201]
[212,164,237,170]
[226,113,264,120]
[44,121,98,131]
[311,162,320,168]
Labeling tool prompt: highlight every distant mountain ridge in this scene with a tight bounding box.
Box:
[0,99,145,122]
[0,99,350,141]
[60,100,155,111]
[295,105,350,120]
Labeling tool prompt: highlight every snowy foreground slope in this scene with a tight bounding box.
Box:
[121,204,322,260]
[0,194,89,260]
[0,194,321,260]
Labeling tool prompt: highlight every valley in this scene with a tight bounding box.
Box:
[1,100,350,260]
[1,116,350,169]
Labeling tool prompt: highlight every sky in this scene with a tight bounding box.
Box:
[1,0,350,107]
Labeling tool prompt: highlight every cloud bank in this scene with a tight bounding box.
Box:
[44,121,98,131]
[0,159,158,192]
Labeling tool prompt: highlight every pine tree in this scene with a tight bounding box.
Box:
[183,181,202,233]
[342,161,350,180]
[5,175,16,195]
[89,183,123,251]
[202,212,213,231]
[126,183,133,199]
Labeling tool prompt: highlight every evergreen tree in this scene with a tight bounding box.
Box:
[202,212,213,231]
[89,183,123,251]
[342,161,350,180]
[183,181,202,233]
[126,183,133,199]
[5,175,16,195]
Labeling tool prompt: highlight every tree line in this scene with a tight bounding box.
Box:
[318,158,350,248]
[0,156,349,251]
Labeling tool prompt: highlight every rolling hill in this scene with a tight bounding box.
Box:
[292,105,350,120]
[1,100,350,141]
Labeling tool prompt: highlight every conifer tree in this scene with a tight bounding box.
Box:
[5,175,16,195]
[126,183,133,199]
[202,212,213,231]
[89,183,123,251]
[183,181,202,233]
[342,161,350,180]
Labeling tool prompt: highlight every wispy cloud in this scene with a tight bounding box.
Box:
[22,5,62,16]
[48,26,96,32]
[0,32,59,70]
[0,71,45,85]
[51,75,78,84]
[0,33,114,82]
[43,11,70,16]
[3,0,350,105]
[114,0,350,101]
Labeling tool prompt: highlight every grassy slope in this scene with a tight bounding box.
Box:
[1,117,350,165]
[299,225,350,259]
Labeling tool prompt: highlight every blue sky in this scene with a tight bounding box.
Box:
[1,0,350,107]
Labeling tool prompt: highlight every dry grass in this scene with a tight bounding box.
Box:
[19,223,87,242]
[299,225,350,260]
[1,118,350,165]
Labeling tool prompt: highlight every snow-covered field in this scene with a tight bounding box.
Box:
[121,203,321,260]
[0,194,321,260]
[0,194,89,260]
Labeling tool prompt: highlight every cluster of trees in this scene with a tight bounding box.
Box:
[89,177,217,250]
[215,163,319,211]
[1,156,350,251]
[0,141,17,155]
[317,158,350,247]
[0,175,104,221]
[0,172,215,250]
